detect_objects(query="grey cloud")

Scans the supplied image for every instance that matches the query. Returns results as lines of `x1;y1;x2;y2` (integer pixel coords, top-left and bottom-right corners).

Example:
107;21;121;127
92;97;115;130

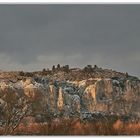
0;5;140;77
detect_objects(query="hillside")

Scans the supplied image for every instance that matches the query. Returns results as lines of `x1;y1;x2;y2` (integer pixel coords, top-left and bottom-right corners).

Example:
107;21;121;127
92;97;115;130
0;65;140;135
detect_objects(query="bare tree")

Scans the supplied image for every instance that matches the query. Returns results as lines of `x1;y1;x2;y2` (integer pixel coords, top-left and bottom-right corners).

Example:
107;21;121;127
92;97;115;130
1;93;31;135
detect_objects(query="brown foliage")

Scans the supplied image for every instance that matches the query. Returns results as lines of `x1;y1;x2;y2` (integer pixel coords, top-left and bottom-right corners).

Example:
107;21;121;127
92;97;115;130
1;118;140;135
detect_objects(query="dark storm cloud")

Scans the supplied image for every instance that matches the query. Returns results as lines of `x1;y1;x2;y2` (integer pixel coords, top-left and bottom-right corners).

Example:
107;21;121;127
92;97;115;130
0;5;140;77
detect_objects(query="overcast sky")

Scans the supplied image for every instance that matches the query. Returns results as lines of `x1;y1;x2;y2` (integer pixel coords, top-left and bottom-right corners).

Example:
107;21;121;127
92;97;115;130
0;5;140;77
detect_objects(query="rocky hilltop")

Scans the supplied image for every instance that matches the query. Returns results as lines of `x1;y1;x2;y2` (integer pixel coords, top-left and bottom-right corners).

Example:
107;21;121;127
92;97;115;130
0;65;140;127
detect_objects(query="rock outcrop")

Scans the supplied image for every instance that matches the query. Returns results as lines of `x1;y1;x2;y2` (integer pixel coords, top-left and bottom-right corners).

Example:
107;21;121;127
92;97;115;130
0;66;140;124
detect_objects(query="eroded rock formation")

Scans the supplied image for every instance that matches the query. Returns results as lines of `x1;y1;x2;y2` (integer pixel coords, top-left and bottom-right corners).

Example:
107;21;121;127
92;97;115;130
0;66;140;124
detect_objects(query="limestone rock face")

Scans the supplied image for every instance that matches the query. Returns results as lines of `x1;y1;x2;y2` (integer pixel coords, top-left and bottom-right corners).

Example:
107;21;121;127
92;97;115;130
48;85;57;113
57;87;64;111
0;69;140;120
82;84;96;112
63;89;80;114
0;82;20;104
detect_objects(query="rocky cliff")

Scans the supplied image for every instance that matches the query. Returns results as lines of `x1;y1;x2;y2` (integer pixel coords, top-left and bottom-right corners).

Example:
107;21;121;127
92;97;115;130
0;65;140;125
